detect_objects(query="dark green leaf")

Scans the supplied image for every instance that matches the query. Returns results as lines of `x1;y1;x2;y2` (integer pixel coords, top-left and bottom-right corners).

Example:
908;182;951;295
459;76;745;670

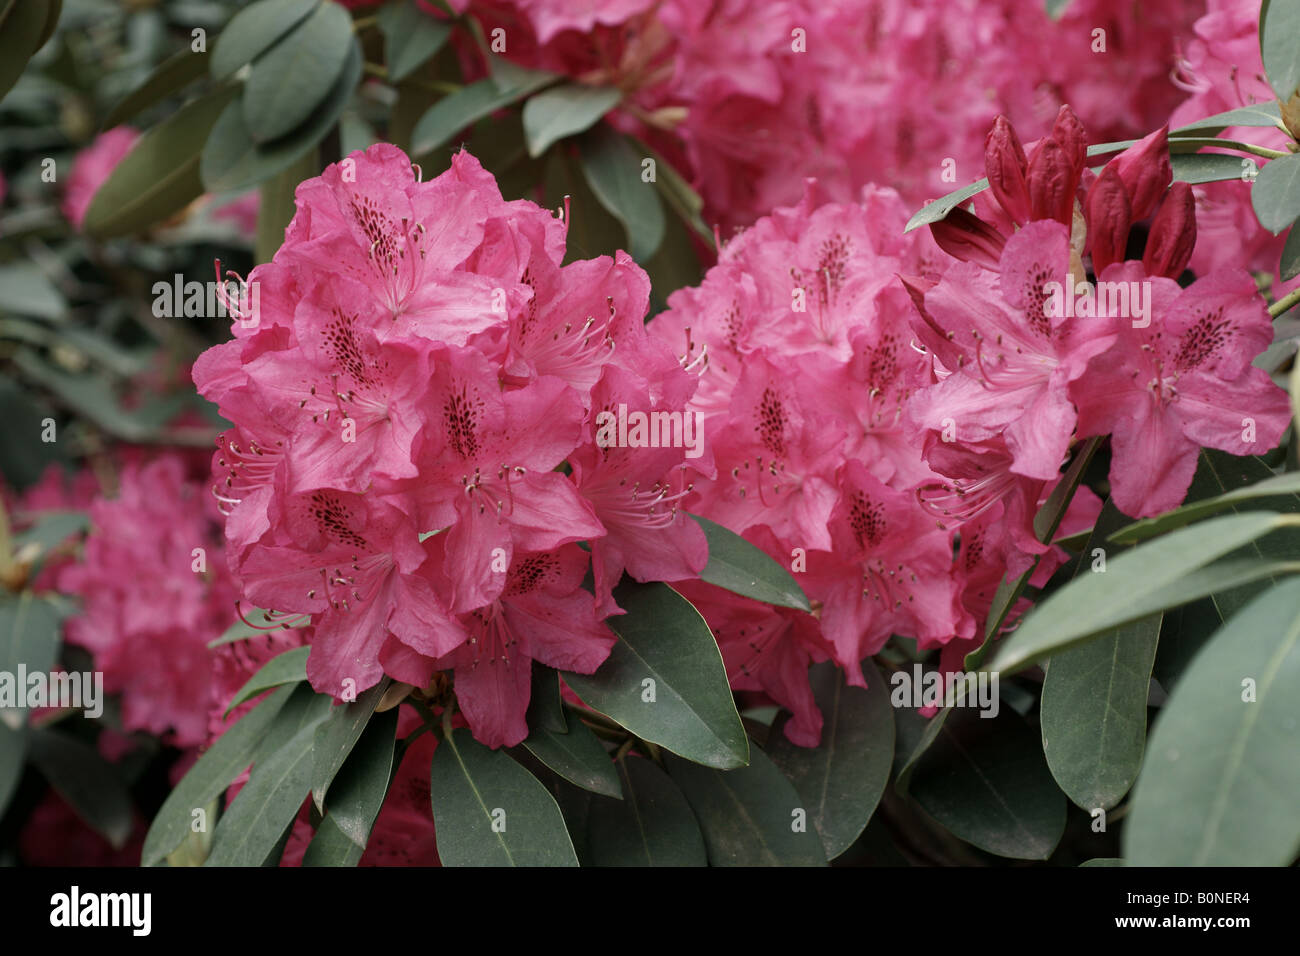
378;0;452;83
224;646;309;715
142;684;294;865
584;756;706;866
210;0;319;80
689;513;810;611
0;262;65;320
243;0;354;143
1040;500;1161;811
522;83;621;158
561;581;748;770
665;748;827;866
577;126;665;261
201;39;361;192
205;722;317;866
29;728;134;849
1283;225;1300;281
1172;152;1257;186
1124;578;1300;865
1252;152;1300;234
988;511;1300;675
1262;0;1300;100
410;71;555;156
430;727;578;866
0;592;62;729
519;711;620;798
83;86;238;237
909;708;1066;860
311;678;389;813
310;707;398;855
0;0;50;105
105;47;209;128
767;660;894;859
0;722;25;820
1110;470;1300;544
527;663;566;734
300;815;363;866
255;147;317;263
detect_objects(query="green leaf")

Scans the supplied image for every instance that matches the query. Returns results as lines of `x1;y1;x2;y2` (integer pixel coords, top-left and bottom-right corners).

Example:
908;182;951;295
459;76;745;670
519;710;620;799
584;756;707;866
29;729;134;849
1110;469;1300;544
632;136;714;247
665;747;828;866
210;0;320;81
0;262;65;321
308;707;398;857
1262;0;1300;100
1172;152;1257;186
561;581;748;770
1124;578;1300;865
165;798;217;867
205;722;317;866
1080;857;1125;867
83;85;238;238
208;607;309;648
0;0;51;105
689;513;811;611
300;815;363;866
249;681;333;765
105;47;209;128
1283;225;1300;282
966;436;1102;668
255;147;317;263
909;708;1066;860
766;660;894;860
0;592;62;730
904;177;989;233
1040;500;1161;811
311;678;389;813
526;663;566;734
0;722;26;820
243;0;354;143
14;511;87;555
224;646;309;715
142;684;294;865
410;71;556;157
379;0;452;83
522;84;621;158
577;126;665;261
1170;101;1286;136
430;727;579;866
988;511;1300;675
1045;0;1072;17
1252;152;1300;234
201;39;361;192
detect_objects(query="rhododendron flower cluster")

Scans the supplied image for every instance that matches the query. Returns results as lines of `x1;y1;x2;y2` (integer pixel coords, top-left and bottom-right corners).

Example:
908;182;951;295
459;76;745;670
54;456;240;747
652;105;1289;745
461;0;1202;228
194;144;709;748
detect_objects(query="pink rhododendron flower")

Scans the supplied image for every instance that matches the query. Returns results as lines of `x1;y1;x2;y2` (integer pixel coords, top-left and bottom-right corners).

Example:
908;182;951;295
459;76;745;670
62;127;139;230
194;144;706;748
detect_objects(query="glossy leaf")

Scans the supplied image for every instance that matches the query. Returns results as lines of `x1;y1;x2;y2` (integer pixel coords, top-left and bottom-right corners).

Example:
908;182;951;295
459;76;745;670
522;84;621;158
83;86;238;237
311;678;389;813
767;660;894;859
584;756;707;866
519;710;620;799
665;748;827;866
430;727;578;866
561;581;748;770
1040;500;1161;811
410;70;556;156
308;707;398;859
0;0;50;104
909;708;1066;861
224;645;309;715
578;126;665;261
1124;578;1300;865
689;513;810;611
243;0;354;143
1262;0;1300;100
210;0;319;80
378;0;452;83
105;47;209;128
142;684;294;865
1252;152;1300;234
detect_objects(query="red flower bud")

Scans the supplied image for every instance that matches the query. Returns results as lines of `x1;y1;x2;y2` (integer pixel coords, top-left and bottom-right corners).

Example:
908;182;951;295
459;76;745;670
1085;165;1132;276
1026;139;1075;227
1113;126;1172;221
1142;181;1196;279
929;207;1007;271
984;116;1030;225
1051;104;1088;175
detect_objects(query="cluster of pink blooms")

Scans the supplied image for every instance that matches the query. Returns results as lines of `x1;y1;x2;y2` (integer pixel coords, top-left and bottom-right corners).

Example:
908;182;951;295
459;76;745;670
457;0;1202;228
193;143;710;749
652;105;1290;744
